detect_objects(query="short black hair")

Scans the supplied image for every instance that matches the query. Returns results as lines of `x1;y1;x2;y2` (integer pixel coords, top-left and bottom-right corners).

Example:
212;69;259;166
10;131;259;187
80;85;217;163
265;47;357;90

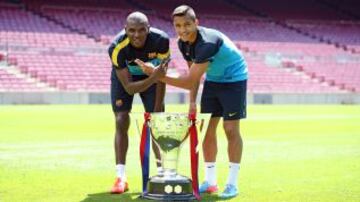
172;5;196;21
126;11;149;25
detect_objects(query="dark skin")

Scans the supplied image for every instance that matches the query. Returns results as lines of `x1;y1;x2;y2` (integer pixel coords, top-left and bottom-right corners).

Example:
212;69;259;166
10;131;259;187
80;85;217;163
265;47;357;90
114;16;166;167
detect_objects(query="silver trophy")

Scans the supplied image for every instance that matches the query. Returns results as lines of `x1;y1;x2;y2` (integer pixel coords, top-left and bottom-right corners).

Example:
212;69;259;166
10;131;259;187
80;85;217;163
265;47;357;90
138;112;211;201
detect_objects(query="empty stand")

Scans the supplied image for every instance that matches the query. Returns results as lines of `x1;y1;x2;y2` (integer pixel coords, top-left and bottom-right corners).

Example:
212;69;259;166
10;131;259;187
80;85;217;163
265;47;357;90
0;68;44;92
0;0;359;93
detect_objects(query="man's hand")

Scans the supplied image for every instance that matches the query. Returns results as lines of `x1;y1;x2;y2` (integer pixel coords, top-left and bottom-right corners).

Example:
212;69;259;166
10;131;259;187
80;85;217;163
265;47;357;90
151;64;166;79
134;59;155;75
135;58;170;76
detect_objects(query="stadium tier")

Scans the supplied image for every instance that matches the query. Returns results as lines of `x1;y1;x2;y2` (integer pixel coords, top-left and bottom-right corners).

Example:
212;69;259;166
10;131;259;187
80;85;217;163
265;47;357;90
200;16;316;42
131;0;248;17
0;4;98;48
0;68;45;91
287;20;360;52
247;58;343;93
288;61;360;92
11;53;110;91
234;0;354;20
0;0;359;94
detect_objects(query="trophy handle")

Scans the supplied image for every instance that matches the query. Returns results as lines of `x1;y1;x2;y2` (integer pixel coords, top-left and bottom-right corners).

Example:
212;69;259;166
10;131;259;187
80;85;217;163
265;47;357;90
199;119;204;132
130;112;144;138
149;128;162;151
137;117;164;166
135;118;142;137
133;113;163;167
195;113;211;152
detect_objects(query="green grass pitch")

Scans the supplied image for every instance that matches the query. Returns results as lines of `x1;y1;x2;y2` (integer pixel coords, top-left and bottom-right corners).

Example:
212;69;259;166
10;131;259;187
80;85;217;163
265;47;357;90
0;104;359;202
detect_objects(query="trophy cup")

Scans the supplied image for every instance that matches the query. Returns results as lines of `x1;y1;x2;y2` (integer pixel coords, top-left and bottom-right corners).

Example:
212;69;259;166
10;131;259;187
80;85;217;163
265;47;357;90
138;112;210;201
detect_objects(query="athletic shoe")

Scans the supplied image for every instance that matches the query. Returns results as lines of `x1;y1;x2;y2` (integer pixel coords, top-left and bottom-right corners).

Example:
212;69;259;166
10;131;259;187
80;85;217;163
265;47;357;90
199;181;218;194
219;184;238;199
111;178;128;194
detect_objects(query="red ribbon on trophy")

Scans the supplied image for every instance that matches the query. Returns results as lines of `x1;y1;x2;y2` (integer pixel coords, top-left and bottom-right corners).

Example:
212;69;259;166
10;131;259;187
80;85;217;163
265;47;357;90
140;112;151;194
189;113;201;200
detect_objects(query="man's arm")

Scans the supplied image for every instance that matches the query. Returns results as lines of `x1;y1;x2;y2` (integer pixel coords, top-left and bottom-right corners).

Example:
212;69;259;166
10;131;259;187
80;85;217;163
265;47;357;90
154;60;167;111
154;81;166;112
162;62;208;90
186;61;199;113
115;66;165;95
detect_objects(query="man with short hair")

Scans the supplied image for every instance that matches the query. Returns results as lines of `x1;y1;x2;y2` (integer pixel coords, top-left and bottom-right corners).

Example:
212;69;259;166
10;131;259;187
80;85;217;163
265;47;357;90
108;11;169;194
136;5;248;199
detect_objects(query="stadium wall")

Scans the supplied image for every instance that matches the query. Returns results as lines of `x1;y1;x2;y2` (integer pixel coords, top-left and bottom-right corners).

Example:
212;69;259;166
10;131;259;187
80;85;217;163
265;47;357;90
1;92;360;105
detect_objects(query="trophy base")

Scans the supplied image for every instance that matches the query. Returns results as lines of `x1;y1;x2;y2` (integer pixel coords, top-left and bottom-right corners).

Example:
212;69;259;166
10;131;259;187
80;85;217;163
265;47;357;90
142;174;196;201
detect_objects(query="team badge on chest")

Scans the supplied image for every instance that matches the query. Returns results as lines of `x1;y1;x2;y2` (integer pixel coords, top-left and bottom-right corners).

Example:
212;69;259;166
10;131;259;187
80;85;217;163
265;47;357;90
148;52;157;59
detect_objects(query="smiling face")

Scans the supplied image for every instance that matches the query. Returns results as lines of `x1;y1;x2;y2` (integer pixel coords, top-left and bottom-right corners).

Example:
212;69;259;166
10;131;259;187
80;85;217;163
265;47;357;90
173;15;198;43
125;21;149;48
